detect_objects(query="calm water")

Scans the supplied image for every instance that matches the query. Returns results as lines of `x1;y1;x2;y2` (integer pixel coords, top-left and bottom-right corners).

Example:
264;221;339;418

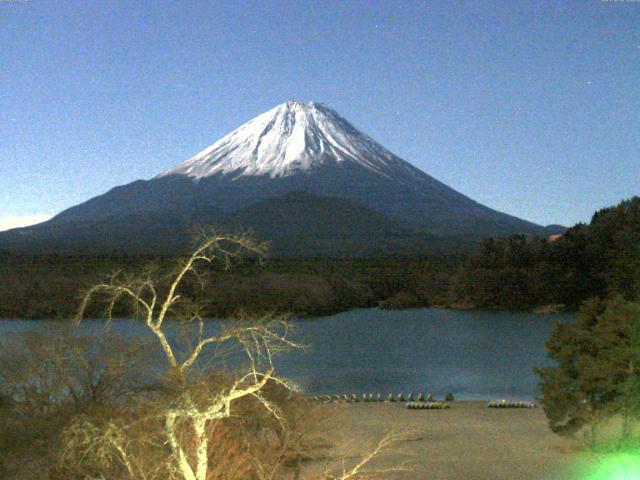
0;308;573;401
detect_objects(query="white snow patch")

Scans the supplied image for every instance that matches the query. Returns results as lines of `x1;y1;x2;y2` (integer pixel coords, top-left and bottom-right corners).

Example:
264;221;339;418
157;101;414;180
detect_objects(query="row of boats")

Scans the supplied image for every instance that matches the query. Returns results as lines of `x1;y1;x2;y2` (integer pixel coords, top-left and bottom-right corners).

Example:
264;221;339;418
486;399;537;408
307;393;444;403
306;394;537;408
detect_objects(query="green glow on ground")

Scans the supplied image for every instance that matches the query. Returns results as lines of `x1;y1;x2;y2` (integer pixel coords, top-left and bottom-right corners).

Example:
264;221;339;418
573;451;640;480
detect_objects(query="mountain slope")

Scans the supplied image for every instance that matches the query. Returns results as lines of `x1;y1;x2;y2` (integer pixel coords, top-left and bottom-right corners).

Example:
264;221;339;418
222;191;470;256
0;192;471;256
0;101;555;255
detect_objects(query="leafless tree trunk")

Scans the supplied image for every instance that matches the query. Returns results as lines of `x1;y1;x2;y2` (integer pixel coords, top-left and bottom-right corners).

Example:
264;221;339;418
75;228;406;480
77;229;301;480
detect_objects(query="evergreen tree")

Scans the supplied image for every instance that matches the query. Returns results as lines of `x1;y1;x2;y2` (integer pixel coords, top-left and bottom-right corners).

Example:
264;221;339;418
535;296;640;446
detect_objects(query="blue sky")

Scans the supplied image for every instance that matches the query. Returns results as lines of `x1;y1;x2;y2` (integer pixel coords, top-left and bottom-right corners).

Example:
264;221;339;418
1;0;638;230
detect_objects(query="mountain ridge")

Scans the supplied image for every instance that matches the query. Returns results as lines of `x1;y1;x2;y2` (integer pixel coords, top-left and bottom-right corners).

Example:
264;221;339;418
0;101;562;255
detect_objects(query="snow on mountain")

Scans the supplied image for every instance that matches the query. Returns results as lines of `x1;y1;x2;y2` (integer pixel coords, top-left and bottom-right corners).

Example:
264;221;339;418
158;101;416;180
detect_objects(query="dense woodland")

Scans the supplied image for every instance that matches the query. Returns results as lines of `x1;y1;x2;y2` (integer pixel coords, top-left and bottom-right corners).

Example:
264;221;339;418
0;197;638;319
0;253;458;319
456;196;640;310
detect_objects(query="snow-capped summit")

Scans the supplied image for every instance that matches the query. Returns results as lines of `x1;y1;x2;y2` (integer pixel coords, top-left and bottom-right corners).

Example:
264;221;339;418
159;101;413;180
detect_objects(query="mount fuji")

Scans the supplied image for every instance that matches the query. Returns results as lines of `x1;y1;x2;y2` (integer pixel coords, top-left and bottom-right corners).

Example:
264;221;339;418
0;101;559;255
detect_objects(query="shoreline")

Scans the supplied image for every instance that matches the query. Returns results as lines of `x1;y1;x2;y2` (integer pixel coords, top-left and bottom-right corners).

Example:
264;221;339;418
305;397;540;404
0;303;574;322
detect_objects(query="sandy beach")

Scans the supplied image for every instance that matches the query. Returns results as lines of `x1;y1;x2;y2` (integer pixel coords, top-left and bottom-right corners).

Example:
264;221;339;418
304;401;586;480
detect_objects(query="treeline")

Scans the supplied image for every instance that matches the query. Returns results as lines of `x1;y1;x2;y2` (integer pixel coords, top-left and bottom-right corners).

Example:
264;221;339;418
454;196;640;310
1;196;638;319
0;253;459;319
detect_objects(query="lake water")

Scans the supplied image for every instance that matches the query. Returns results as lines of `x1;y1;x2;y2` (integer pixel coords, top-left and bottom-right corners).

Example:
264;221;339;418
0;308;573;401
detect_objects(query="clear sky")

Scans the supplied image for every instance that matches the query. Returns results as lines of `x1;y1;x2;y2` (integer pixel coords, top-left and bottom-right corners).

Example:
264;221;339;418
1;0;638;231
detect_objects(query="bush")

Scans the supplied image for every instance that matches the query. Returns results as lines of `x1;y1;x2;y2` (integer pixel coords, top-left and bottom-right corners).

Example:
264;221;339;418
0;327;153;478
0;327;324;480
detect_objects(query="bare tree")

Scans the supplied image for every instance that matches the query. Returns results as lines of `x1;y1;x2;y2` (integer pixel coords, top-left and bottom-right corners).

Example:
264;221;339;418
75;230;306;480
73;228;407;480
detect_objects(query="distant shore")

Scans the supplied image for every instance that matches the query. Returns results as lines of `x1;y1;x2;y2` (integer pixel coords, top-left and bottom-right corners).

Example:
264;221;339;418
0;302;572;322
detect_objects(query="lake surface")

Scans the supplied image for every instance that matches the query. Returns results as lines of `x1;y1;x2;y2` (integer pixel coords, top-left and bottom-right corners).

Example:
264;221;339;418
0;308;573;401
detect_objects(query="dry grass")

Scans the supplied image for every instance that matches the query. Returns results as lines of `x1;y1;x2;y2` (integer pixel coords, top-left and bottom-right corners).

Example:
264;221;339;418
303;401;586;480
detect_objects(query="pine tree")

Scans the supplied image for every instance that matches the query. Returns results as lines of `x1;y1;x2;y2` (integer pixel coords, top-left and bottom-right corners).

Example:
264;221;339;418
535;296;640;447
